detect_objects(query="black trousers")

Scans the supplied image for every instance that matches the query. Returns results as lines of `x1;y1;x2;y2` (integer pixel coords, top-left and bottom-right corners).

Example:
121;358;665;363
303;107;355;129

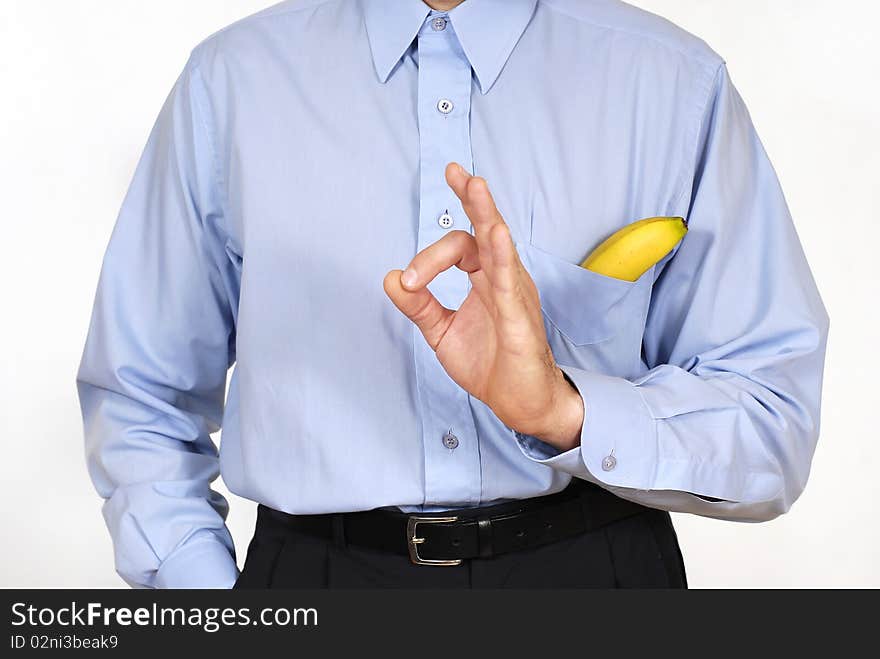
234;487;688;589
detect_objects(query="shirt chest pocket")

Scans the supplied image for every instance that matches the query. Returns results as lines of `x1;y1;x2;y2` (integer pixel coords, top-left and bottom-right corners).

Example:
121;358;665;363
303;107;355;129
515;240;654;378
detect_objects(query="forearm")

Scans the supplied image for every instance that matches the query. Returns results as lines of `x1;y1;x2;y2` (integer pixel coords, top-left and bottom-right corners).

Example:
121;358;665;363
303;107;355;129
515;346;826;522
78;375;239;589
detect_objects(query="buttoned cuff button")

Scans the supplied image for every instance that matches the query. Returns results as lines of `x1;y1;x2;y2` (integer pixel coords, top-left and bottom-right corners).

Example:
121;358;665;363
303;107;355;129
601;454;617;472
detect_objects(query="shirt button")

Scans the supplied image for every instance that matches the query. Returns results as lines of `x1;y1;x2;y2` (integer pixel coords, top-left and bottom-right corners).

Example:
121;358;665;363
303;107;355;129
601;455;617;472
438;211;454;229
437;99;454;115
443;431;459;450
431;17;448;31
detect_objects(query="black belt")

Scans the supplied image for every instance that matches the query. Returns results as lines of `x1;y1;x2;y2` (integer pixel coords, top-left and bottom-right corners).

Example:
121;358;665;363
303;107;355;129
259;479;650;566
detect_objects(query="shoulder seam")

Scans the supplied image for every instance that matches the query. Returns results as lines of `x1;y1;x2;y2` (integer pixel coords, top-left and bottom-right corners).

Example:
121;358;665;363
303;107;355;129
537;0;723;68
185;56;230;236
192;0;339;54
671;61;726;215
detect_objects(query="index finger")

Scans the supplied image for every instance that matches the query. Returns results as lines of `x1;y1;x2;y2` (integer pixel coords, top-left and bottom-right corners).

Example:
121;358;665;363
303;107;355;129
400;230;480;291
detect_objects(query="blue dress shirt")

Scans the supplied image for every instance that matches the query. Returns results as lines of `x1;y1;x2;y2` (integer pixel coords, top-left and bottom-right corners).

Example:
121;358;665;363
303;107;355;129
76;0;829;588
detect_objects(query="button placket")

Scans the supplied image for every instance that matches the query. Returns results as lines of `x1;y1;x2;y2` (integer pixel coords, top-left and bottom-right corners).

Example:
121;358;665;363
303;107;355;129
415;15;481;505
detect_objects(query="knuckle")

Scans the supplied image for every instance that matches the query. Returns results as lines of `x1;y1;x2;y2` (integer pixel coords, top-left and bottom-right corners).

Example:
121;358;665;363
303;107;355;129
449;230;471;245
410;299;434;324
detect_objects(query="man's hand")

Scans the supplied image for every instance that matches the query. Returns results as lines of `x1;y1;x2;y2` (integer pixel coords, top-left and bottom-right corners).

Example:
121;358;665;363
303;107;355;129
383;163;584;451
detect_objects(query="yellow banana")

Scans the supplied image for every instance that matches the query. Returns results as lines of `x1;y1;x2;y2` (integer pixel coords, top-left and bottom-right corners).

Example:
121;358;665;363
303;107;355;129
581;216;688;282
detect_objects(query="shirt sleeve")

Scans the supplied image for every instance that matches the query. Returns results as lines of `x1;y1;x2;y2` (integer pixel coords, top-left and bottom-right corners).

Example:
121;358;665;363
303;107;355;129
514;63;830;522
76;50;241;588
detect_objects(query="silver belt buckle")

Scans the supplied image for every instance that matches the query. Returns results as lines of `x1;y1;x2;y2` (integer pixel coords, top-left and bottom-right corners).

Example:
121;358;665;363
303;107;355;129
406;516;463;566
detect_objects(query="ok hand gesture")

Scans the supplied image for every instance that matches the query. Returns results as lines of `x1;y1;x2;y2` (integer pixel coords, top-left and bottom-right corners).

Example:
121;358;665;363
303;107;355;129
384;164;584;451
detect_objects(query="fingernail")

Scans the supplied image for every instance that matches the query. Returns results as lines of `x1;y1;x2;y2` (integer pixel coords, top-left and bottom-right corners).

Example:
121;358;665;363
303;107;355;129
457;164;467;177
401;268;418;288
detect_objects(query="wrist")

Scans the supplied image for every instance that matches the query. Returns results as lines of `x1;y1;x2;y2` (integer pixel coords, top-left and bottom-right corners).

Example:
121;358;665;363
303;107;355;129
523;368;584;452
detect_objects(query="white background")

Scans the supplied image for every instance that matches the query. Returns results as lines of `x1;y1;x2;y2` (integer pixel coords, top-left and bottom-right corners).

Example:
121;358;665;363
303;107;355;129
1;0;877;588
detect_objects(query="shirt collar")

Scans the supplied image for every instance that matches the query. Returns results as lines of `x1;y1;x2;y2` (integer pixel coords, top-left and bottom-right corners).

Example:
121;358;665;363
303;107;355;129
361;0;538;95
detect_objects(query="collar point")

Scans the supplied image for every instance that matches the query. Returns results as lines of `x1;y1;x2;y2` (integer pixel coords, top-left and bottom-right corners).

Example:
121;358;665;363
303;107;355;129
474;73;498;96
371;61;394;86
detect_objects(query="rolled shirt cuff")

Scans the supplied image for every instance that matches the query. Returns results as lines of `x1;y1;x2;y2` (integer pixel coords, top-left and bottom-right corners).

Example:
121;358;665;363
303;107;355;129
154;535;240;589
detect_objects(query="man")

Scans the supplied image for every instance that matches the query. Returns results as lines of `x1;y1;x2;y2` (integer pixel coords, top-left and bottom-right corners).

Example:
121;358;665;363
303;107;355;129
76;0;828;589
